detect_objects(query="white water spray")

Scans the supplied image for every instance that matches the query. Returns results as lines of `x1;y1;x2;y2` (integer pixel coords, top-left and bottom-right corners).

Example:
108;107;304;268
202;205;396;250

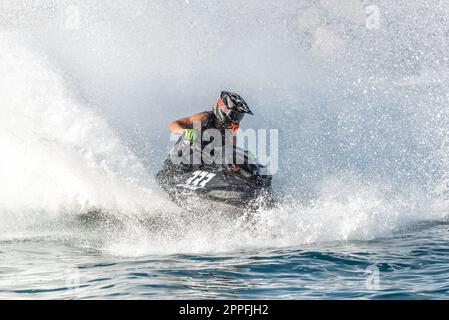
1;1;449;255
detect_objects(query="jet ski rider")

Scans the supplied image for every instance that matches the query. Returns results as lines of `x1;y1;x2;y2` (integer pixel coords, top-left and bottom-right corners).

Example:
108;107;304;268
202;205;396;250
168;91;254;163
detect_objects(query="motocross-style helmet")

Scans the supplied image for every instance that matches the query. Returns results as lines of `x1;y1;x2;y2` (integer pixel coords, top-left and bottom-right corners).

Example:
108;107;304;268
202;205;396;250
213;91;253;131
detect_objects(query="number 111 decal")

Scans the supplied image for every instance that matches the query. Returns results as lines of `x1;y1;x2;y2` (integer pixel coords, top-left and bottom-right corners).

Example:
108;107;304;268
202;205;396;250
177;171;216;190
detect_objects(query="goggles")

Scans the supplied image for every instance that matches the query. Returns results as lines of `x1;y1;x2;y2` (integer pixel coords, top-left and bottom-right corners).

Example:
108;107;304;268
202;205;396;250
226;109;245;124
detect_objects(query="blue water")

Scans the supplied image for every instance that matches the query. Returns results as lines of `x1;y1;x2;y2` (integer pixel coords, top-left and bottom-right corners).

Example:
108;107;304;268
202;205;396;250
1;220;449;299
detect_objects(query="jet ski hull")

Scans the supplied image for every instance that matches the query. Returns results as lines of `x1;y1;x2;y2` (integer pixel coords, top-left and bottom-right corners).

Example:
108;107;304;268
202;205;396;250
156;164;273;215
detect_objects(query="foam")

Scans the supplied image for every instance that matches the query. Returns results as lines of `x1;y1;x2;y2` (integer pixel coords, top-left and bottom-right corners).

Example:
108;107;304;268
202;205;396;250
1;1;449;256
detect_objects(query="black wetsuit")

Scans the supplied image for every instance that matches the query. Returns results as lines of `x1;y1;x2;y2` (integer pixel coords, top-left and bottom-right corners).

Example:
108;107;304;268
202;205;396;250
158;111;231;177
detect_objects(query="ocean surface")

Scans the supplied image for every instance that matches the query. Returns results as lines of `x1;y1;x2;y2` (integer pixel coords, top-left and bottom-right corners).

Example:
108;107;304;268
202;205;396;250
1;219;449;299
1;1;449;300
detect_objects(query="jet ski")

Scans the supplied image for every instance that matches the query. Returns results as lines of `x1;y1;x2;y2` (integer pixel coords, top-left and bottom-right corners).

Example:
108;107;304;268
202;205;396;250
156;141;274;215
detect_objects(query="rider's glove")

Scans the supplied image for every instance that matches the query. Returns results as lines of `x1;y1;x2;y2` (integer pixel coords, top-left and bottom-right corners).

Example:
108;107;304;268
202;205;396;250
246;149;257;163
183;129;197;141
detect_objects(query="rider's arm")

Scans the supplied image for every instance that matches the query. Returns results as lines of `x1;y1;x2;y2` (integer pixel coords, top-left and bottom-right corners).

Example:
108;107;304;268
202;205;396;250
168;112;209;135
